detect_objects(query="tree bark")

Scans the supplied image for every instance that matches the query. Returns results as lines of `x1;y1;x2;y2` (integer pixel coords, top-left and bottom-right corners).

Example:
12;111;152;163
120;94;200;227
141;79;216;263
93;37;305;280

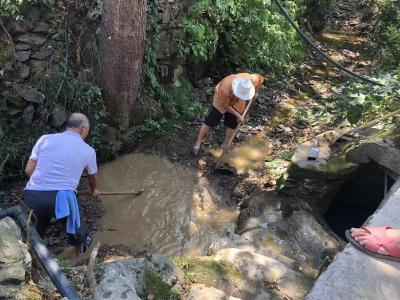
100;0;147;129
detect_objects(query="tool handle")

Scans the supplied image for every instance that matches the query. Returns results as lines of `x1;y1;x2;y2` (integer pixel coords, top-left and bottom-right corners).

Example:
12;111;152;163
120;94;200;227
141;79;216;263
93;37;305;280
224;96;256;150
79;190;144;196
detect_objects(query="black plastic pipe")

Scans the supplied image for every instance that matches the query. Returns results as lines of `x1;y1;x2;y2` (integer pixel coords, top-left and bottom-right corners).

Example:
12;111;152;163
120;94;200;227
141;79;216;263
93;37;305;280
273;0;384;86
0;205;80;300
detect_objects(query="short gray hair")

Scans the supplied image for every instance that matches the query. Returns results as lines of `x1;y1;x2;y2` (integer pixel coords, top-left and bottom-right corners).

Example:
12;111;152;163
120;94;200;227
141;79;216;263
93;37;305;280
66;113;90;129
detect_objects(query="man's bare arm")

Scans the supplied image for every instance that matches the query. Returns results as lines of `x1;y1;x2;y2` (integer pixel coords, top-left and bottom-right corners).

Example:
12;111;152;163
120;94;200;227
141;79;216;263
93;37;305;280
88;173;100;197
25;159;37;177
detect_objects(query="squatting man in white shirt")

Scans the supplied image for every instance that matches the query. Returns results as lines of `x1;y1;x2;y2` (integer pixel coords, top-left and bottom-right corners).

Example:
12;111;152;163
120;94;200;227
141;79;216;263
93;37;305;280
24;112;100;256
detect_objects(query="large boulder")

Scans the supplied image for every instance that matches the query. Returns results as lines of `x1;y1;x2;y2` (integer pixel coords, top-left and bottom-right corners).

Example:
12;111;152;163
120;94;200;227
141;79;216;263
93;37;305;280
94;258;147;300
236;191;342;269
187;284;227;300
346;135;400;175
0;217;31;299
214;248;314;300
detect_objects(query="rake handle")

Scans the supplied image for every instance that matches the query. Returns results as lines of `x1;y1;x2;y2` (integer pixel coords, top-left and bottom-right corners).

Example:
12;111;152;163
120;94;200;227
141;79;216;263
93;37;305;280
224;96;256;151
80;190;144;196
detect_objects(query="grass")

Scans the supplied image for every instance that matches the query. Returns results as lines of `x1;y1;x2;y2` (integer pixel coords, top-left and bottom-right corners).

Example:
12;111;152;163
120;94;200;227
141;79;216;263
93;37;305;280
172;256;244;288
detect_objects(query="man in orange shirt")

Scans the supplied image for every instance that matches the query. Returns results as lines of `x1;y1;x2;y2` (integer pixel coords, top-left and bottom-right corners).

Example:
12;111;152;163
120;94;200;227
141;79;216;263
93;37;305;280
191;73;265;157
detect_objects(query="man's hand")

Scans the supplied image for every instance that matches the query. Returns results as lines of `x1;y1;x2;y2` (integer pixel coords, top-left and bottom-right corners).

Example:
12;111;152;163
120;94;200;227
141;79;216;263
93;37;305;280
237;115;245;124
91;188;100;198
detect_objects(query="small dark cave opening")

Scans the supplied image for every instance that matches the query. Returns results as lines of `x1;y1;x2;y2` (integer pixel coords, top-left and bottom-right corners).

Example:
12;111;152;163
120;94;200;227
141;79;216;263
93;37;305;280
325;163;395;240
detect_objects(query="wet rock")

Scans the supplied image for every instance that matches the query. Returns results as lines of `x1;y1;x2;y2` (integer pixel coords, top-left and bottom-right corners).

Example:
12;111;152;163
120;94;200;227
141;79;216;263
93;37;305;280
187;284;226;300
214;248;313;300
15;43;32;51
15;51;31;62
0;217;31;299
95;258;148;299
284;210;344;263
15;85;45;103
283;132;359;213
50;104;67;127
235;192;322;277
23;105;35;125
15;62;30;79
32;21;51;33
1;91;26;108
14;33;46;47
31;47;53;60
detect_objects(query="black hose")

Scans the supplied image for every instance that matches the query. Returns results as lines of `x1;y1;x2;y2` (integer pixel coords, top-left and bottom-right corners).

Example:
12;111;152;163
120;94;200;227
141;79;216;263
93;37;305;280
0;205;80;300
273;0;384;86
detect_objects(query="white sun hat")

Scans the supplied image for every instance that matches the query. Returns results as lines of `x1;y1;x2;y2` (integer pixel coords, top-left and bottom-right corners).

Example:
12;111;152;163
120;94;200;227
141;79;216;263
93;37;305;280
232;77;255;101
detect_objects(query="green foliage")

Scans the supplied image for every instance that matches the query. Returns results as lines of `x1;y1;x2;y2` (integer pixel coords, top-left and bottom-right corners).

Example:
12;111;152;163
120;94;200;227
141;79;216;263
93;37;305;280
281;149;294;161
372;0;400;68
333;72;400;125
179;18;218;63
145;272;181;300
138;1;206;138
169;287;181;300
40;72;108;150
88;0;103;19
179;0;305;76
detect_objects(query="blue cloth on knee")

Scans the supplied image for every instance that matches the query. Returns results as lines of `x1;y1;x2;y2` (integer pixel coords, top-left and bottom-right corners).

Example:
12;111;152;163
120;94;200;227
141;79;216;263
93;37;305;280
55;191;81;234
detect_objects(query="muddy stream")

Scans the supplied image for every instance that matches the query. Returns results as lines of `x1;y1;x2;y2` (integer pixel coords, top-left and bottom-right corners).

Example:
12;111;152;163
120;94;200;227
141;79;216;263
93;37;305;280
94;153;240;256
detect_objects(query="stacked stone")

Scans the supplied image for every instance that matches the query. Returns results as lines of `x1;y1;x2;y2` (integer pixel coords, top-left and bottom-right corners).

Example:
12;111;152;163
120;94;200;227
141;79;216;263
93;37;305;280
154;0;187;82
1;12;66;127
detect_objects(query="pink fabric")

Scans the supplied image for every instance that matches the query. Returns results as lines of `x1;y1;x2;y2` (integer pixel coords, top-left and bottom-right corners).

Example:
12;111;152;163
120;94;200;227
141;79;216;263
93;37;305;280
363;226;400;258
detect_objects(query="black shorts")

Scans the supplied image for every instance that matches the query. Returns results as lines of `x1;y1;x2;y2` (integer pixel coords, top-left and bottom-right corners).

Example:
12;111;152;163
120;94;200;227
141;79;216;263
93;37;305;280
204;106;238;129
24;190;89;246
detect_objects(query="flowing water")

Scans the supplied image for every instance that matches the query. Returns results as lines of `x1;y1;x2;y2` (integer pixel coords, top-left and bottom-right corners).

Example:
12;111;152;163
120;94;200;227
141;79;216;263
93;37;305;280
92;153;238;256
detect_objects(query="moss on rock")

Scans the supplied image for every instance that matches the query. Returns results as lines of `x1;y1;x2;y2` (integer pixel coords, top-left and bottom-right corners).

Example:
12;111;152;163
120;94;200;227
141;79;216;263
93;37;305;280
172;256;244;289
288;155;358;179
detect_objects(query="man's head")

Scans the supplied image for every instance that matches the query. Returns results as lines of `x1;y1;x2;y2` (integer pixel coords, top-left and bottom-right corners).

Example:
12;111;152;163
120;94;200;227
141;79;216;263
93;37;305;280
66;113;90;139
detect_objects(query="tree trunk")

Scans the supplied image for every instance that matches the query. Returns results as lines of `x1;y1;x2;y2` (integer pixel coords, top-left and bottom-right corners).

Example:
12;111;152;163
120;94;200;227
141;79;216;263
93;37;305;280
99;0;147;129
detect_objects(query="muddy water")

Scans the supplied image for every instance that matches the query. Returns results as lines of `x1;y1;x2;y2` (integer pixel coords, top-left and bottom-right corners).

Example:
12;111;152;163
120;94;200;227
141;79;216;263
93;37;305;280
209;136;271;174
93;153;238;256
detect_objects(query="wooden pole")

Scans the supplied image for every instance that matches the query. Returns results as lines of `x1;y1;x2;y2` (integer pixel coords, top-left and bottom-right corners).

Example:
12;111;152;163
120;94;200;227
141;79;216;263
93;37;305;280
80;190;144;196
219;97;256;161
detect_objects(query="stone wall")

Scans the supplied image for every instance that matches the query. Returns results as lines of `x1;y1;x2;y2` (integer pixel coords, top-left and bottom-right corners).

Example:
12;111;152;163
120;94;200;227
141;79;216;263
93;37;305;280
0;5;67;128
153;0;189;83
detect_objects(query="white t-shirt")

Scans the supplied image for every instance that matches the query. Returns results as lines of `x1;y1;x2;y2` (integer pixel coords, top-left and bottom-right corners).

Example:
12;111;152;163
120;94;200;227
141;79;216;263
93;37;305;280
25;131;97;191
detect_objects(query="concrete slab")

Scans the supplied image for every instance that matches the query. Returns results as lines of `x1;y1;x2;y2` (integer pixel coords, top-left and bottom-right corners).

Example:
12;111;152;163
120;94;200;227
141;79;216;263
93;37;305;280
306;179;400;300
